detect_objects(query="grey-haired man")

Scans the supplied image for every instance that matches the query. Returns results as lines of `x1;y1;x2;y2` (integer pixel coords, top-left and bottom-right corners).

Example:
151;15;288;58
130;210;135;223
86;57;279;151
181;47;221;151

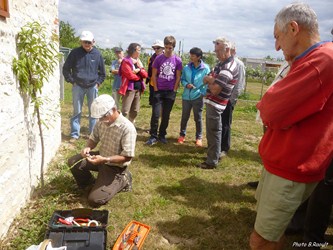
197;37;239;169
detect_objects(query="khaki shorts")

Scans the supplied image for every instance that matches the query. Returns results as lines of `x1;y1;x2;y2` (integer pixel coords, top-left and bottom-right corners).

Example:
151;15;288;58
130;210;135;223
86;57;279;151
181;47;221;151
254;168;318;242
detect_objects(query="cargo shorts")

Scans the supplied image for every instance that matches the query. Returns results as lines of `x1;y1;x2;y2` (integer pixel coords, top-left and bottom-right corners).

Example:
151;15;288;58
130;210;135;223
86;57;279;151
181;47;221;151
254;168;318;241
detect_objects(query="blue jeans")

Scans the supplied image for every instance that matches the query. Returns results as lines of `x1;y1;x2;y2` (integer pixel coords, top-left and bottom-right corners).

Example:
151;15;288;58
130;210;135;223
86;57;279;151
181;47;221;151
70;84;98;138
180;97;204;139
149;90;176;138
205;104;223;166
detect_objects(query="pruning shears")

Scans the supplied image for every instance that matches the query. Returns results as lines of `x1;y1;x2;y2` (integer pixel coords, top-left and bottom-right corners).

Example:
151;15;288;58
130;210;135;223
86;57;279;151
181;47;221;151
118;223;136;250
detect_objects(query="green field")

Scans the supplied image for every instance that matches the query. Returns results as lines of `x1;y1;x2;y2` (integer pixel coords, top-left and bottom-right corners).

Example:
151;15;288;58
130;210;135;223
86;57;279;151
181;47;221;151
2;80;331;250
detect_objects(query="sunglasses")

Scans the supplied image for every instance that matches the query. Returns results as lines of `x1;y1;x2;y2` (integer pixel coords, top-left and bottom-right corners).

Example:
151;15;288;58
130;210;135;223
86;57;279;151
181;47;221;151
153;47;162;50
83;41;92;45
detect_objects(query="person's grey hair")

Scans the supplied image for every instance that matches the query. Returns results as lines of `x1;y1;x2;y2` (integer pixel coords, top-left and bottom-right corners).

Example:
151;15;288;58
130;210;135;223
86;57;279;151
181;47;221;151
214;37;231;49
275;2;318;35
230;42;236;51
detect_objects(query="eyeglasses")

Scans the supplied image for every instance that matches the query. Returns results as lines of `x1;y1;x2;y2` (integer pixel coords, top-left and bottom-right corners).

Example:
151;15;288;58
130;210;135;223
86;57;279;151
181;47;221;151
100;109;112;119
83;41;92;45
153;47;162;50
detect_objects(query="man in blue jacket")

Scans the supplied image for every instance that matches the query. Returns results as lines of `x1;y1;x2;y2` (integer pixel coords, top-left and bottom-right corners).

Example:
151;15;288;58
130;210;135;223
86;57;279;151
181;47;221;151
63;30;106;141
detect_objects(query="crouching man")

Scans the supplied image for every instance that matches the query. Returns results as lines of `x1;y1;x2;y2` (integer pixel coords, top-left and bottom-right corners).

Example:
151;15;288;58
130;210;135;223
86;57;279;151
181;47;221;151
68;94;137;207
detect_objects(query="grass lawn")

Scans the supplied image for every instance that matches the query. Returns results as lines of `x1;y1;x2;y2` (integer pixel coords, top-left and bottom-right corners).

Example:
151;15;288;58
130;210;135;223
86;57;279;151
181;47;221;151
2;80;332;250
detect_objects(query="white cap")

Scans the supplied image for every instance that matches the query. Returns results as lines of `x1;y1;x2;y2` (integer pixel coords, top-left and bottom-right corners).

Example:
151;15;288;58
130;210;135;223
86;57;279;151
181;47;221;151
91;95;115;119
151;40;164;48
212;37;231;48
80;30;94;42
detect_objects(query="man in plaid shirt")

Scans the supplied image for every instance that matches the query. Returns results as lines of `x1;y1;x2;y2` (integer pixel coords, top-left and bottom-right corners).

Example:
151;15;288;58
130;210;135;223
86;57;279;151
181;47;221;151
68;94;137;207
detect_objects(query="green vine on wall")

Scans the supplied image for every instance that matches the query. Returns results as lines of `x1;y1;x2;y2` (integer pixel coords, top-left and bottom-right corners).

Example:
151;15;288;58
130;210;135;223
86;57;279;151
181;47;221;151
12;21;60;187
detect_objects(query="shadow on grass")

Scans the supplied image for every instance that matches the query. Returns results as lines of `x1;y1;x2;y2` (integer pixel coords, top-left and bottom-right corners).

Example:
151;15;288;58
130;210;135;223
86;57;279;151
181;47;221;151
228;149;262;164
136;133;262;169
32;173;91;208
137;153;204;169
155;176;256;249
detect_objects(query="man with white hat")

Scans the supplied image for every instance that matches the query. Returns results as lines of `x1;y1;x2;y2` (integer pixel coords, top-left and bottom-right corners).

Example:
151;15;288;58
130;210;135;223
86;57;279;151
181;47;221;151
63;30;106;141
68;94;137;207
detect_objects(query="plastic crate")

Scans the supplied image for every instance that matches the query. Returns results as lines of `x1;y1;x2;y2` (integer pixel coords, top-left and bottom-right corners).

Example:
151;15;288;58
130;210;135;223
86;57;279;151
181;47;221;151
45;208;108;250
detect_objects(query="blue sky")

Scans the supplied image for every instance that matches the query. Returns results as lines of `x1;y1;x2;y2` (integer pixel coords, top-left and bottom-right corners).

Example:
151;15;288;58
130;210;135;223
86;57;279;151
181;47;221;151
59;0;333;59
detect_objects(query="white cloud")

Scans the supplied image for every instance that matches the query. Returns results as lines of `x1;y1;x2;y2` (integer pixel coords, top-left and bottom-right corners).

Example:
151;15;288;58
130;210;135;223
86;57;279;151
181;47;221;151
59;0;333;58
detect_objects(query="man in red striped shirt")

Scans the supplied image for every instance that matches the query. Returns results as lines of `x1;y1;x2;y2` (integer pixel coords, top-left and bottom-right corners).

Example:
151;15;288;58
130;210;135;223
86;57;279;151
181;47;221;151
197;37;239;169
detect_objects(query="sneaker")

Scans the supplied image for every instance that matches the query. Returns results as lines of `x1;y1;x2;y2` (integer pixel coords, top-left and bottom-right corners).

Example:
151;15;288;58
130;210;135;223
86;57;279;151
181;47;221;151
219;151;228;160
220;151;228;158
178;136;185;144
159;136;168;144
195;139;202;147
146;137;158;146
196;162;216;169
121;171;132;192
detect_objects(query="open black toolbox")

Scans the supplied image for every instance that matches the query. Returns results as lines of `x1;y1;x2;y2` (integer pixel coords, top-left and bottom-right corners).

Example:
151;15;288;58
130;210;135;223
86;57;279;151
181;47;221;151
45;208;109;250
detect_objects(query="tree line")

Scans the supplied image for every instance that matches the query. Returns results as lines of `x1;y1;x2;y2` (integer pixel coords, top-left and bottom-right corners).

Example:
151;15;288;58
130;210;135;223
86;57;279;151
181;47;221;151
60;21;279;87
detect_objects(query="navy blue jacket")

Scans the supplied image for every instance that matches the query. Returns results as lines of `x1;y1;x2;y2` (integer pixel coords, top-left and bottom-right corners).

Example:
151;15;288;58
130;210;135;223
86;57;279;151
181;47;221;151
63;47;106;88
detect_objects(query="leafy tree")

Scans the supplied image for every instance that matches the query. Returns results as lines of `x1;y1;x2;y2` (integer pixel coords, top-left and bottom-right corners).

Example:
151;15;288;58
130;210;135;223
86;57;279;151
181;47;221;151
263;70;276;85
12;22;60;187
246;66;264;80
59;21;79;48
181;53;190;68
203;52;217;70
98;47;115;66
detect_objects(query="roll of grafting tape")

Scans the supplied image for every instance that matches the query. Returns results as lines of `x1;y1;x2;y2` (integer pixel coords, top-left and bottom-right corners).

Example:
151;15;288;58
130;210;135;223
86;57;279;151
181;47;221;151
88;220;99;227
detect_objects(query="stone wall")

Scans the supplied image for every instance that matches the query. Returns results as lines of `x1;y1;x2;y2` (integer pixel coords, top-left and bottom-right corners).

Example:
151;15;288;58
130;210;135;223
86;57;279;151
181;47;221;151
0;0;61;238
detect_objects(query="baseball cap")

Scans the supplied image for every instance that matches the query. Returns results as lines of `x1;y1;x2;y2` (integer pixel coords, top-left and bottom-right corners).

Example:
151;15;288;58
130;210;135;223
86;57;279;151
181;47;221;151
80;31;94;42
114;47;123;53
212;37;231;48
91;94;115;119
152;40;164;48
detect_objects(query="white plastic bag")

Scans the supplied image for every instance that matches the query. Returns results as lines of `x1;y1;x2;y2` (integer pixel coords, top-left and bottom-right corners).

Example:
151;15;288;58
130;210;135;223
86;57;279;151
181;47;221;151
25;240;67;250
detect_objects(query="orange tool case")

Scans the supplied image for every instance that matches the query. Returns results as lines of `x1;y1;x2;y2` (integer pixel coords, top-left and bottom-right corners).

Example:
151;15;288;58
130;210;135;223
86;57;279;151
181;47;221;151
112;220;150;250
